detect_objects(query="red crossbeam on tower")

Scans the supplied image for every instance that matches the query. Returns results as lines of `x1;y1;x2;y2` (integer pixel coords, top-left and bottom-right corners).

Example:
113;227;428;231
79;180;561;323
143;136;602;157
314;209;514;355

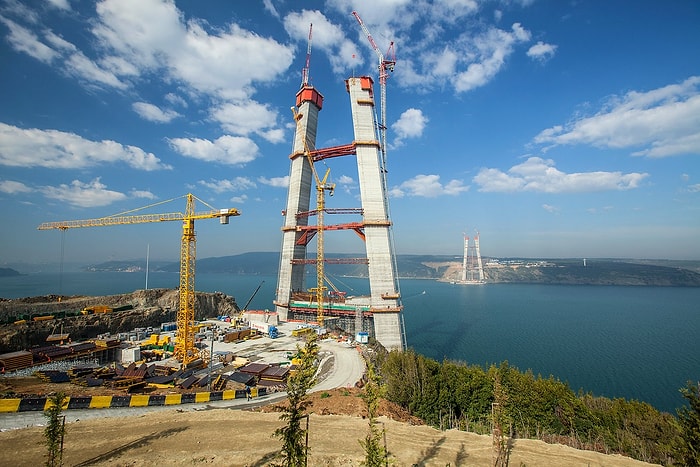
310;143;356;161
290;257;369;265
295;222;366;245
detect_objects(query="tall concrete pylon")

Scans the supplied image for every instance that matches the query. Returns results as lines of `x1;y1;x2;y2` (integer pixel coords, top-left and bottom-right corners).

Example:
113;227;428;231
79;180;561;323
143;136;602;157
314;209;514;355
274;77;404;351
275;84;321;323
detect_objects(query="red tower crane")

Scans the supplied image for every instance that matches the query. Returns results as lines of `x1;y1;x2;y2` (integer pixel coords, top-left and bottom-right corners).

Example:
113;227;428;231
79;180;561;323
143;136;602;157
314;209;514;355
352;11;396;163
301;23;313;87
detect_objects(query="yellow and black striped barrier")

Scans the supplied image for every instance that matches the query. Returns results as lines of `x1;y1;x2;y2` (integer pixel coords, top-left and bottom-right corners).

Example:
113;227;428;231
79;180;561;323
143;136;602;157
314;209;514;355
0;387;264;413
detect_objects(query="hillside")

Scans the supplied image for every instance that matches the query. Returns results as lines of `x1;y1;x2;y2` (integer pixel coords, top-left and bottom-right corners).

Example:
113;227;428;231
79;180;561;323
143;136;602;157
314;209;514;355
0;389;656;466
0;289;239;353
86;253;700;286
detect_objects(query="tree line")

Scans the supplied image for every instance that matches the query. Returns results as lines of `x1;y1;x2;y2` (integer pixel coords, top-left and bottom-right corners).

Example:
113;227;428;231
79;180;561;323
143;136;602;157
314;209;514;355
377;348;699;466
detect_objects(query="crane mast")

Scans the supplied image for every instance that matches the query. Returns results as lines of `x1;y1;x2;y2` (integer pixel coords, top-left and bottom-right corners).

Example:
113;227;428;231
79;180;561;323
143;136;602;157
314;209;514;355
38;193;240;367
301;23;313;87
291;106;334;327
352;11;396;164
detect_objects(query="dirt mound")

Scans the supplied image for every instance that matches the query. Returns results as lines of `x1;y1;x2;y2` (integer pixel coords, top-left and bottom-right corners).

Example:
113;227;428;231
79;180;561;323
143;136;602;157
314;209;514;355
262;387;424;425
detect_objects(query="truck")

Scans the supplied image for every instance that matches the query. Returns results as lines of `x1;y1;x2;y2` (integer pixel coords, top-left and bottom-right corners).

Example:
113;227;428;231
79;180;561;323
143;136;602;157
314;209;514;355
81;305;112;315
250;321;278;338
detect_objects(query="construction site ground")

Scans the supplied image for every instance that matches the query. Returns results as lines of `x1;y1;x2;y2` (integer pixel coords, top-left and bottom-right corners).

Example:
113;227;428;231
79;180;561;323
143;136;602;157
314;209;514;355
0;322;656;466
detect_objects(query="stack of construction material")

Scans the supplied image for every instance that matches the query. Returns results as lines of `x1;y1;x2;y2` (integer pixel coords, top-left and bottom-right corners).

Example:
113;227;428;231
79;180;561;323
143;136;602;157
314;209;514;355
67;341;97;357
34;370;71;383
259;365;289;387
223;328;252;342
31;345;72;363
238;362;269;377
0;350;33;372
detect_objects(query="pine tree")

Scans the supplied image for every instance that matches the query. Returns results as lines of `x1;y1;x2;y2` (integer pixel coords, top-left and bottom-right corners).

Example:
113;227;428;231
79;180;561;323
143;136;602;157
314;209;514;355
676;380;700;466
43;392;67;467
359;362;388;466
273;333;319;467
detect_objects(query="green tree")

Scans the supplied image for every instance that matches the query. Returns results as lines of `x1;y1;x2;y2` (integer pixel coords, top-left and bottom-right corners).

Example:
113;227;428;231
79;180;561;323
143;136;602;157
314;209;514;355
491;365;509;467
676;380;700;466
43;392;67;467
274;333;319;467
359;362;388;466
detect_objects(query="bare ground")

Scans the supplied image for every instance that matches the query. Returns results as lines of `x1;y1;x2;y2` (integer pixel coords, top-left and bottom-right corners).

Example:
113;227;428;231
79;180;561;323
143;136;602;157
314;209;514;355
0;387;657;466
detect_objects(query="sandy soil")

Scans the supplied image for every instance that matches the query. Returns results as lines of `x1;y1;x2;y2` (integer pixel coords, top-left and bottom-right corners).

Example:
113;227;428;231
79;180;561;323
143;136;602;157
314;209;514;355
0;387;657;467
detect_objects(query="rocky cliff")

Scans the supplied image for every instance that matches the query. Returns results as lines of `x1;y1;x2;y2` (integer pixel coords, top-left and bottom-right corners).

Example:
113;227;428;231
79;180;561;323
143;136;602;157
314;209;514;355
0;289;239;353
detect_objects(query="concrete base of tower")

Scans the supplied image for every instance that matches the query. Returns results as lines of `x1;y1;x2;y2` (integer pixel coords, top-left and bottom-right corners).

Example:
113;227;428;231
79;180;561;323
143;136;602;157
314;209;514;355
372;312;404;351
274;305;289;322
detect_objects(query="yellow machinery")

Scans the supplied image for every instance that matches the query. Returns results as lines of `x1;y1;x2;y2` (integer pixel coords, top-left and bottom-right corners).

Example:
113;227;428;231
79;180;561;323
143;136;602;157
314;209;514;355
38;193;240;366
292;107;335;327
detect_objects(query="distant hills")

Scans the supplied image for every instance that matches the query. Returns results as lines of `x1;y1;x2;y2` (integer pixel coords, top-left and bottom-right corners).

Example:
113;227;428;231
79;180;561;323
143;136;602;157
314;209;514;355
83;253;700;287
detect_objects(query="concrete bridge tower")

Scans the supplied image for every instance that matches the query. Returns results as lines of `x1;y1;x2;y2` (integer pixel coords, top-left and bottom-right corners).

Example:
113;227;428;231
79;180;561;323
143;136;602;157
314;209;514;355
275;77;404;352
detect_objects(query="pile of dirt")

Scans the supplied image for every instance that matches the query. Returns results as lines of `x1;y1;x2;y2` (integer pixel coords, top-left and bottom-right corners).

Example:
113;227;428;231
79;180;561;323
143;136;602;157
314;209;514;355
262;387;424;425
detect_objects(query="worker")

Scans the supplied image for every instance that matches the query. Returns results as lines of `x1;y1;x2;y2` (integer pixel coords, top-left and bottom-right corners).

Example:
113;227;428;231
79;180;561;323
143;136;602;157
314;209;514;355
245;385;251;401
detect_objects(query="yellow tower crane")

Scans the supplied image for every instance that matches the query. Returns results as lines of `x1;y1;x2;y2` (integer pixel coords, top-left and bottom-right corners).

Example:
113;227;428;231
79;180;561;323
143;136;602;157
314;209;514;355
38;193;240;366
292;106;335;328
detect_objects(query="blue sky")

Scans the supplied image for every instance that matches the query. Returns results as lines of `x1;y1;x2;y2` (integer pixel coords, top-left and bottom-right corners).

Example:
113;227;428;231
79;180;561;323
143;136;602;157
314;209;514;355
1;0;699;265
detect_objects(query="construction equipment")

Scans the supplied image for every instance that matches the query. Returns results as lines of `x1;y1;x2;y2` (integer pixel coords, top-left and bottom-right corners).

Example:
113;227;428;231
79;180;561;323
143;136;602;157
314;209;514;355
301;23;313;87
292;106;335;328
290;24;336;328
233;279;264;326
352;10;396;165
38;193;240;366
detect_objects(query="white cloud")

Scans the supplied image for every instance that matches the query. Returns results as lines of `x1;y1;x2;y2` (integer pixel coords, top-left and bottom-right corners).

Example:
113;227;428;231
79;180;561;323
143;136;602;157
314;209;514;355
328;2;532;94
392;108;428;147
391;174;469;198
527;41;557;62
473;157;649;193
230;194;248;204
262;0;280;19
587;206;614;214
46;0;71;11
258;176;290;188
1;18;57;63
5;0;293;140
337;175;354;185
197;177;256;193
0;180;31;194
211;100;282;143
542;204;560;214
93;0;293;99
41;178;127;208
0;123;170;170
169;135;259;166
2;18;126;88
132;102;180;123
454;23;531;92
129;189;156;199
688;184;700;193
534;76;700;157
165;93;188;108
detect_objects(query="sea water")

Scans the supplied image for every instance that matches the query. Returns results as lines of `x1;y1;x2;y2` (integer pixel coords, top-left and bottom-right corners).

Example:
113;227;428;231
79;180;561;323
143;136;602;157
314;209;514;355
1;271;698;413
